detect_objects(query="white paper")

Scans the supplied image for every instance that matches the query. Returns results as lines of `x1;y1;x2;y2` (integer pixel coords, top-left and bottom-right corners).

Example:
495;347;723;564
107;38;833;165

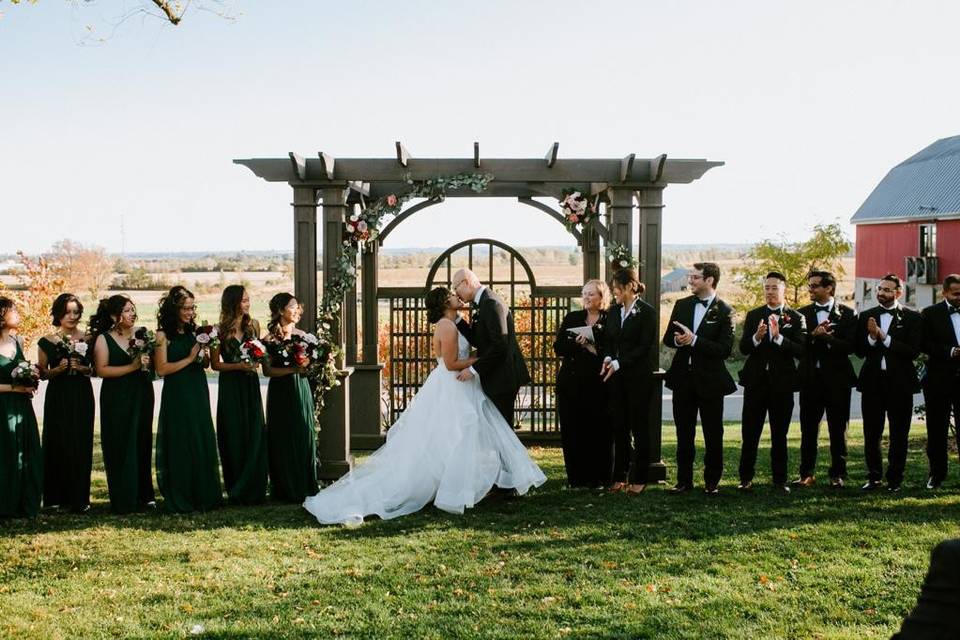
566;326;596;343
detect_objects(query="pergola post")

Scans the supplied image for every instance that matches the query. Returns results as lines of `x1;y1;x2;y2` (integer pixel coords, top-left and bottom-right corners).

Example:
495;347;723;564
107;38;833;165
605;188;635;281
639;187;667;482
350;242;385;450
292;186;319;333
318;185;353;480
581;223;601;282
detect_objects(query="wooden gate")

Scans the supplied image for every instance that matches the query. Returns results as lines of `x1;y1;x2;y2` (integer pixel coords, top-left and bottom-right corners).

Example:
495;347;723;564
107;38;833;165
378;238;580;436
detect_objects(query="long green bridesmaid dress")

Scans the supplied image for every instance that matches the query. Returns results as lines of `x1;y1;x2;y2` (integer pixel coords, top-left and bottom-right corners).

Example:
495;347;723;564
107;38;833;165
155;331;222;513
0;339;43;518
216;337;268;504
99;334;155;514
38;337;95;512
266;351;318;503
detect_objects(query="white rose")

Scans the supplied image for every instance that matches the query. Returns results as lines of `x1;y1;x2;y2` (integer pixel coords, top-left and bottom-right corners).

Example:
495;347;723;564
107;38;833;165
74;342;89;356
346;224;355;233
196;333;211;345
304;333;319;345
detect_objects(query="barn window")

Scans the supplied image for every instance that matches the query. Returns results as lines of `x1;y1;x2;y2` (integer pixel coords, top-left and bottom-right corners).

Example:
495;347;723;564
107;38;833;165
919;223;937;257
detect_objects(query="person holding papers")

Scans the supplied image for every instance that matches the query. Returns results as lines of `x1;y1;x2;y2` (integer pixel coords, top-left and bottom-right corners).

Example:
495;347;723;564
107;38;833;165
553;280;612;488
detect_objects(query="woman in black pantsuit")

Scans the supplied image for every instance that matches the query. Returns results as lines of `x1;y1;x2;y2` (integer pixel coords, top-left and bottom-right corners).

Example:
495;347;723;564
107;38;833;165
601;269;657;495
553;279;611;488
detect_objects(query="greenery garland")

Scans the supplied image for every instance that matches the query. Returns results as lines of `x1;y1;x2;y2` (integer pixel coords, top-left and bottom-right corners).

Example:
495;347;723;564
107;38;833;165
309;171;494;421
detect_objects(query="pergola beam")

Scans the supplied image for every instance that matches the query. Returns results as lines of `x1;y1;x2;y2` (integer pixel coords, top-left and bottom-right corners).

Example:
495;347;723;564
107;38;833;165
619;153;635;182
544;142;559;168
649;153;667;182
235;157;723;186
473;142;480;168
395;141;411;167
288;152;307;181
318;152;335;180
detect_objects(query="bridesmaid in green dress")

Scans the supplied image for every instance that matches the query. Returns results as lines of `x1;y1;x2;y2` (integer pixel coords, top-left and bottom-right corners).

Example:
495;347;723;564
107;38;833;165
0;297;43;519
37;293;95;513
91;295;156;514
263;292;318;503
154;286;222;513
211;285;267;505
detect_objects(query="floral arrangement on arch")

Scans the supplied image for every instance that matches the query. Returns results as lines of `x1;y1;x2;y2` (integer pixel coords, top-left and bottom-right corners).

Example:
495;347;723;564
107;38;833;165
606;241;639;270
559;188;597;231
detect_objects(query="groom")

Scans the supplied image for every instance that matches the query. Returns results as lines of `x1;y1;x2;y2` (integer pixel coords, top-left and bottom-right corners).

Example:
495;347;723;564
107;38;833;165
452;268;531;427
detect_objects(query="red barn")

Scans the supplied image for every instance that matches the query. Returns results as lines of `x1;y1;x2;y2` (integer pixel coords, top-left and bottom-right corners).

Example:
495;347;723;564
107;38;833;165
851;135;960;310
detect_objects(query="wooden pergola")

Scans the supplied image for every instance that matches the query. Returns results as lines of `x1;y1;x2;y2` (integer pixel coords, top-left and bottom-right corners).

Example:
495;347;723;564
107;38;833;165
235;143;723;481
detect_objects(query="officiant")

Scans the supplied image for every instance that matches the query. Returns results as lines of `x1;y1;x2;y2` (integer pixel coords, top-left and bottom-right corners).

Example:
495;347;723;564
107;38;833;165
553;279;612;488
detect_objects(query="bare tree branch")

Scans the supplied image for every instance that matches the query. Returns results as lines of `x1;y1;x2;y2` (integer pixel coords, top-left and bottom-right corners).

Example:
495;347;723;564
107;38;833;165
150;0;184;25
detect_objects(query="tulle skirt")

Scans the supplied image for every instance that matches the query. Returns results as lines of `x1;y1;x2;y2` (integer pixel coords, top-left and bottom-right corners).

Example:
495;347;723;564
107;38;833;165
303;362;546;526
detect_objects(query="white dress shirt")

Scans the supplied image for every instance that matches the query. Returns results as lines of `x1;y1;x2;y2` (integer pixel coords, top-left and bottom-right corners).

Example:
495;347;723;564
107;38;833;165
867;302;897;370
947;300;960;348
465;286;488;379
605;297;639;372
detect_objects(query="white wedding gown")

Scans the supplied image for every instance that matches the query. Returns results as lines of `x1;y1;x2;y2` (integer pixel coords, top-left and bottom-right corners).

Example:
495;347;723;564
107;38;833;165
303;332;546;526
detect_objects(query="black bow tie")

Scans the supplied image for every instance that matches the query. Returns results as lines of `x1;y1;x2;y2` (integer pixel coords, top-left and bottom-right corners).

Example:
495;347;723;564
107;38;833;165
949;306;960;315
766;307;783;315
879;308;895;316
697;298;710;308
814;304;831;313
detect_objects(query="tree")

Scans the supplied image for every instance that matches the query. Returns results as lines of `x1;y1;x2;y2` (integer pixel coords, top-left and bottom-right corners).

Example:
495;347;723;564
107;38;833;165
732;223;852;310
49;239;114;301
11;251;66;352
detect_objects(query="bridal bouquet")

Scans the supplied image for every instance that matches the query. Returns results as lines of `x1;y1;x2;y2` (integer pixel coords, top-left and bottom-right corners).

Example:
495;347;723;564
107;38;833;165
195;324;220;350
12;361;40;389
239;338;268;366
560;188;596;231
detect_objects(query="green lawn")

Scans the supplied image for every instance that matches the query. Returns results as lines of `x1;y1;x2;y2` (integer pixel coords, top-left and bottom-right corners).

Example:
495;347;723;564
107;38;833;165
2;426;957;639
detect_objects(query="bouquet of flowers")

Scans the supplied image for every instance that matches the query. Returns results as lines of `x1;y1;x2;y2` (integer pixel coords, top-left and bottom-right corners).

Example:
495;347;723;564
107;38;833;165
605;241;639;270
266;333;328;371
239;338;268;366
128;327;157;371
560;188;597;231
344;209;379;244
12;361;40;389
128;327;157;356
62;334;91;375
195;324;220;350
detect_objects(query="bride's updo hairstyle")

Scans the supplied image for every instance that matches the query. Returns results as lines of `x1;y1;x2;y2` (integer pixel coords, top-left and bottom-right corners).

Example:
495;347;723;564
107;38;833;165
426;287;451;324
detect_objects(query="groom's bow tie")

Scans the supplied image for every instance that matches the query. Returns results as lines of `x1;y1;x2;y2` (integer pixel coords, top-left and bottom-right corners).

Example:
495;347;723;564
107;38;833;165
949;305;960;315
814;303;831;313
696;298;710;308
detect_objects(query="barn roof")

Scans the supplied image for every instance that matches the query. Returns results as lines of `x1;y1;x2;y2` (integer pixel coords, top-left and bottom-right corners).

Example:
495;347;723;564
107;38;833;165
851;135;960;224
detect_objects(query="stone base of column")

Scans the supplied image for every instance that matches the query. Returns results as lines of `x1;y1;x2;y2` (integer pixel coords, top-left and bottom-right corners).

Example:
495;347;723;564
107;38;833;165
349;363;385;451
317;368;354;481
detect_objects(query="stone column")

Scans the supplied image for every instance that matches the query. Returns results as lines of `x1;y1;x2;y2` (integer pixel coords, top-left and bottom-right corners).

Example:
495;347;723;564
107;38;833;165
581;223;601;283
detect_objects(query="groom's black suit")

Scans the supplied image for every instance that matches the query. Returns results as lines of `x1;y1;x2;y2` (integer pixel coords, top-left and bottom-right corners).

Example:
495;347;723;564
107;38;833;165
457;287;530;427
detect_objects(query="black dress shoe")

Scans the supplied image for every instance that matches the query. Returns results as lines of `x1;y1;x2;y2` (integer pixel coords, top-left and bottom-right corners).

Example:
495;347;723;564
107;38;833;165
704;484;719;496
773;483;791;494
737;481;753;491
669;484;691;495
829;477;844;489
861;481;881;491
887;484;902;493
926;477;942;490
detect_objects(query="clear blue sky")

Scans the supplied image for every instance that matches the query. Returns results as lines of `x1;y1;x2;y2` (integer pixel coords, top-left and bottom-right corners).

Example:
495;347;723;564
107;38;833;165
2;0;959;254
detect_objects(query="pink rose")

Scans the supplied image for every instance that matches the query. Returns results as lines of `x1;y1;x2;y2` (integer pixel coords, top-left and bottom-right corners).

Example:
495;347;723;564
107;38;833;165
567;214;579;222
386;194;398;207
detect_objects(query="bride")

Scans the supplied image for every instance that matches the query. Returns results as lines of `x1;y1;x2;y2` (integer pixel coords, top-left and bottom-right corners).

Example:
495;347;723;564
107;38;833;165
303;287;546;526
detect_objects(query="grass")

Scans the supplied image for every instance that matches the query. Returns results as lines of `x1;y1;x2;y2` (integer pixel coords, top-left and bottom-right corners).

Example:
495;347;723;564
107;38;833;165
2;425;958;639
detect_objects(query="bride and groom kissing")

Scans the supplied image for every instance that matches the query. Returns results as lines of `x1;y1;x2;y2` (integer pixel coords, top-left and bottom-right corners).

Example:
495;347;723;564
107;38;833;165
303;269;546;526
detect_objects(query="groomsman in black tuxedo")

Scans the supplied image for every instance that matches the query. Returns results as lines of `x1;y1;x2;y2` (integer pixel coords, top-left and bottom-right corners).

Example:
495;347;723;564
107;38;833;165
855;273;923;492
737;272;806;493
920;274;960;490
663;262;737;495
793;270;858;489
